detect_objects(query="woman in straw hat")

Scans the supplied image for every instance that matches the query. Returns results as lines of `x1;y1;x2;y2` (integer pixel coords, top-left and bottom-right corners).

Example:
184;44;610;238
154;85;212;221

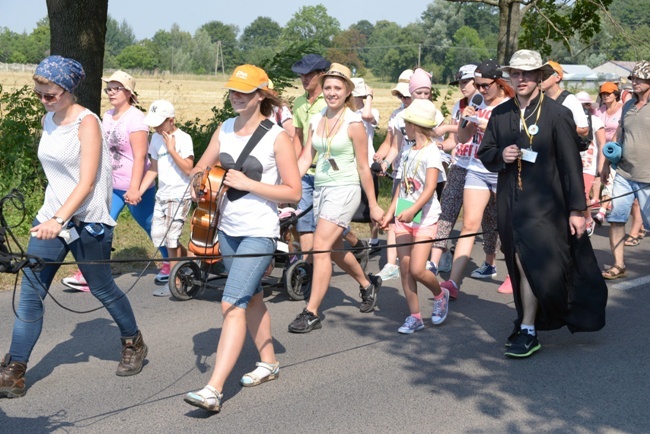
61;70;171;293
184;65;301;412
288;63;384;333
380;98;450;333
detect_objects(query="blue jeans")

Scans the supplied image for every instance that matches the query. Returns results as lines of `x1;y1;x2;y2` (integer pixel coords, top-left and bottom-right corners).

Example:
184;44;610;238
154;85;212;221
296;174;316;233
218;230;275;309
9;220;139;363
607;174;650;229
112;187;168;259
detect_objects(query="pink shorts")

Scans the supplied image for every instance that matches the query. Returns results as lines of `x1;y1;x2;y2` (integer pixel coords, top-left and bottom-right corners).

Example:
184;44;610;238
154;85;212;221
394;220;438;239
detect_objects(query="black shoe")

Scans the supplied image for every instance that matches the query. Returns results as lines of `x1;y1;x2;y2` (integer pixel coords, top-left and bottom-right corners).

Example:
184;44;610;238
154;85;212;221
359;274;382;313
504;326;519;347
504;330;541;358
352;240;368;259
369;241;381;255
288;308;322;333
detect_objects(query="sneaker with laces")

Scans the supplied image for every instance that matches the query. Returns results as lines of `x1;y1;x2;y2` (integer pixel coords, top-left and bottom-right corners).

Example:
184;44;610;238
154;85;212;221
288;308;322;333
470;262;497;279
155;262;171;283
426;261;438;276
61;269;88;290
504;330;541;358
377;263;399;281
498;275;513;294
438;251;453;273
359;274;382;313
398;315;425;334
431;288;450;325
593;211;606;226
440;280;459;299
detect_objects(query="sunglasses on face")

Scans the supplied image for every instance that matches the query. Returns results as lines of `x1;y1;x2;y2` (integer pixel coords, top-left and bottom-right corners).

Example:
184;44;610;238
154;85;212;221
103;86;127;95
33;88;65;103
476;80;496;91
396;94;411;100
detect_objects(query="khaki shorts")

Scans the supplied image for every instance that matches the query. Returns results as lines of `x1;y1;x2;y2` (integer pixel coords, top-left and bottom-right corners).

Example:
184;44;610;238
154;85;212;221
151;198;192;248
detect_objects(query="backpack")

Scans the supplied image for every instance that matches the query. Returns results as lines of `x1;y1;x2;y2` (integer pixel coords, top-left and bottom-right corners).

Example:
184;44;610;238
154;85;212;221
556;90;591;152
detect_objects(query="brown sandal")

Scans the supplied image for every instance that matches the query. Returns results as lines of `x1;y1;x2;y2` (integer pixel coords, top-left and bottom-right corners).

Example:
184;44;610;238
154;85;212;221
624;236;641;247
602;265;627;280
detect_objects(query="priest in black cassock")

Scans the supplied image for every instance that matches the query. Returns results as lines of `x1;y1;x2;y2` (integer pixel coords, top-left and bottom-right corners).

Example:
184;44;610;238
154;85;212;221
477;50;608;358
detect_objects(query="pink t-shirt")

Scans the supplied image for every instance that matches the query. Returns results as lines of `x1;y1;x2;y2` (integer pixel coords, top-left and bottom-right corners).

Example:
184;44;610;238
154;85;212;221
103;106;150;191
595;104;622;142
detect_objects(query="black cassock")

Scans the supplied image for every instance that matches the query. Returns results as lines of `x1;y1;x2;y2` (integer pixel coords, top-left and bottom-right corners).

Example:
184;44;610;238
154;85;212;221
478;93;607;333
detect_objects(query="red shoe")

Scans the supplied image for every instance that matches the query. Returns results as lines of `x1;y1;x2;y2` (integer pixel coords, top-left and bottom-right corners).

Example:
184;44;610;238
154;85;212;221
498;275;512;294
440;280;459;300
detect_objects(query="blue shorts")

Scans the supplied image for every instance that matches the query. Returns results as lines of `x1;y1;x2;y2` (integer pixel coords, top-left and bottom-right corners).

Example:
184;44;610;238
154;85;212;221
296;174;316;233
607;174;650;228
218;230;276;309
464;170;498;193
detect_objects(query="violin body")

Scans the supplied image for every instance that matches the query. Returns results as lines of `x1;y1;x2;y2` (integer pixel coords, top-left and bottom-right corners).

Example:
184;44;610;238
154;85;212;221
188;166;228;263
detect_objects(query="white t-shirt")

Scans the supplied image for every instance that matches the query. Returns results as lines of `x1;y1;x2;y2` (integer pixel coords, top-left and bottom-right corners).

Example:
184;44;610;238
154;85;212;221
148;128;194;200
357;108;380;165
561;93;589;128
463;99;509;174
387;105;408;172
581;115;604;176
218;117;284;238
395;142;443;227
450;99;473;169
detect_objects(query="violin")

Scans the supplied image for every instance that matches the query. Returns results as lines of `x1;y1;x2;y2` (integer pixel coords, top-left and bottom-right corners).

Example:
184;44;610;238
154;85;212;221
188;166;228;263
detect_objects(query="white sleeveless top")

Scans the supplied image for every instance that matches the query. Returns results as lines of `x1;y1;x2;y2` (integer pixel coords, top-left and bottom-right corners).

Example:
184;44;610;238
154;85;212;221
37;109;115;226
217;117;283;238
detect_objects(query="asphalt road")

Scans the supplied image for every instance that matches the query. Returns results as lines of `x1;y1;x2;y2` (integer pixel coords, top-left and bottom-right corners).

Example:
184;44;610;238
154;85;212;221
1;222;648;433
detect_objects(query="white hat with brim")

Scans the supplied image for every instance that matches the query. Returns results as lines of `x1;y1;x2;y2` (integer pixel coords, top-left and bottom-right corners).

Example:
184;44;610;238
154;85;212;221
399;99;444;128
391;69;414;97
576;91;596;105
351;77;367;97
499;49;555;80
144;100;175;127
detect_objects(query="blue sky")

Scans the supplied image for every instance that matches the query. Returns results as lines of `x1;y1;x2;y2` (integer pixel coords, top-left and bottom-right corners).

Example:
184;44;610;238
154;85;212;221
0;0;426;40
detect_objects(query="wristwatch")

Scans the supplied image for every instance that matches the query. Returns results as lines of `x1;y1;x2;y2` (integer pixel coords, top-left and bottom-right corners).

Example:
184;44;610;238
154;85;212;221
53;216;65;225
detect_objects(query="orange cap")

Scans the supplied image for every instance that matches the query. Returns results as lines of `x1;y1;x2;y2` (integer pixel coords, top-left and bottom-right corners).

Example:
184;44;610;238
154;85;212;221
225;65;269;94
546;61;564;80
599;82;618;94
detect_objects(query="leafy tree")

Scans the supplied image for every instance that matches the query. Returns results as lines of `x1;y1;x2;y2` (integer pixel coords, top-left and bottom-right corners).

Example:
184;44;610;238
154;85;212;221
444;26;490;80
326;29;367;75
420;0;466;66
349;20;374;41
443;0;613;64
105;15;136;57
191;28;216;74
365;21;421;81
198;21;240;69
281;4;340;51
116;44;158;70
240;17;282;65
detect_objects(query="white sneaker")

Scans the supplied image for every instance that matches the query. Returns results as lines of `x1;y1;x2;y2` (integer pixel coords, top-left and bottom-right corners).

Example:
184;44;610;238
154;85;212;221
438;251;453;273
377;263;400;281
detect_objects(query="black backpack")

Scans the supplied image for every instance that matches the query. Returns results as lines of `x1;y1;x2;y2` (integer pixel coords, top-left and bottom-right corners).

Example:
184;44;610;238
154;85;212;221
556;90;592;152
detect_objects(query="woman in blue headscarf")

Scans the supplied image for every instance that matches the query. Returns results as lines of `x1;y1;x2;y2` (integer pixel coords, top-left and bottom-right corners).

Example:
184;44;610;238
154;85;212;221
0;55;147;399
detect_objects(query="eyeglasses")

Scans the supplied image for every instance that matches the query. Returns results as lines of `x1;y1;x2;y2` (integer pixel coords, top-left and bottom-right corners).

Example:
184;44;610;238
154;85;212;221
509;71;538;81
103;86;127;95
33;89;65;103
476;80;496;91
396;94;411;100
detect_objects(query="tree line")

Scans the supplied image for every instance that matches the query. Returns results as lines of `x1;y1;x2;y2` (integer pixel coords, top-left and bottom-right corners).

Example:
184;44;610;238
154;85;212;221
1;1;649;83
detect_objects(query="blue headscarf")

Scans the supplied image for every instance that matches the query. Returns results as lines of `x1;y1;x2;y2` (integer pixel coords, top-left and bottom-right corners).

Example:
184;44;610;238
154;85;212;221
34;55;86;93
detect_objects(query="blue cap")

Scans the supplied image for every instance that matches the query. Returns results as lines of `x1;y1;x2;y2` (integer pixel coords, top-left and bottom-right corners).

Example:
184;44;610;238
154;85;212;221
291;54;331;75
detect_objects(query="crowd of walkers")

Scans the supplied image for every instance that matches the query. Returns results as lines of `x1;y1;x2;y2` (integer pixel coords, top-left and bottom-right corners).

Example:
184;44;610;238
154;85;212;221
2;51;649;415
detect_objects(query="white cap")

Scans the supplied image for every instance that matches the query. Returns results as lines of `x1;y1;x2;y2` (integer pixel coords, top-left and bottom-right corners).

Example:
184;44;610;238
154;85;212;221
144;100;175;127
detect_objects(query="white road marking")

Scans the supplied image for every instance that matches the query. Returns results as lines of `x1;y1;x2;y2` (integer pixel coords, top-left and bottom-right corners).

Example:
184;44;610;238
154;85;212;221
611;275;650;291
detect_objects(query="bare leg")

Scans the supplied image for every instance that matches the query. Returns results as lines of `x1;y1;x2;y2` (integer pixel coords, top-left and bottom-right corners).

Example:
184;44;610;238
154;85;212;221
609;222;626;268
515;254;537;326
396;234;419;314
630;199;645;238
299;232;314;262
207;302;247;392
245;291;276;364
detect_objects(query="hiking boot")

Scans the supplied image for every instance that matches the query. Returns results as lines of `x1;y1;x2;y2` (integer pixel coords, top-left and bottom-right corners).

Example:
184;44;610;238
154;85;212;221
504;330;541;358
359;274;382;313
0;353;27;398
116;330;148;376
288;308;322;333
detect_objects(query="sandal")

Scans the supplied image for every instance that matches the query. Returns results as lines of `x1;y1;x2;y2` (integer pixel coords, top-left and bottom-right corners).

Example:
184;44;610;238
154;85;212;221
602;265;627;280
240;361;280;387
624;236;641;247
184;385;222;412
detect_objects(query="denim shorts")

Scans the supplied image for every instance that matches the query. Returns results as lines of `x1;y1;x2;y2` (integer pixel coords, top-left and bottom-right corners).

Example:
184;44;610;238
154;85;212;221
296;174;316;233
313;185;361;228
218;230;276;309
607;174;650;228
464;170;498;193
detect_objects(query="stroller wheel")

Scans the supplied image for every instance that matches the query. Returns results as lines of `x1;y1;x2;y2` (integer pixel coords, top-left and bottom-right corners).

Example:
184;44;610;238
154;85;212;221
284;260;312;301
169;260;203;301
